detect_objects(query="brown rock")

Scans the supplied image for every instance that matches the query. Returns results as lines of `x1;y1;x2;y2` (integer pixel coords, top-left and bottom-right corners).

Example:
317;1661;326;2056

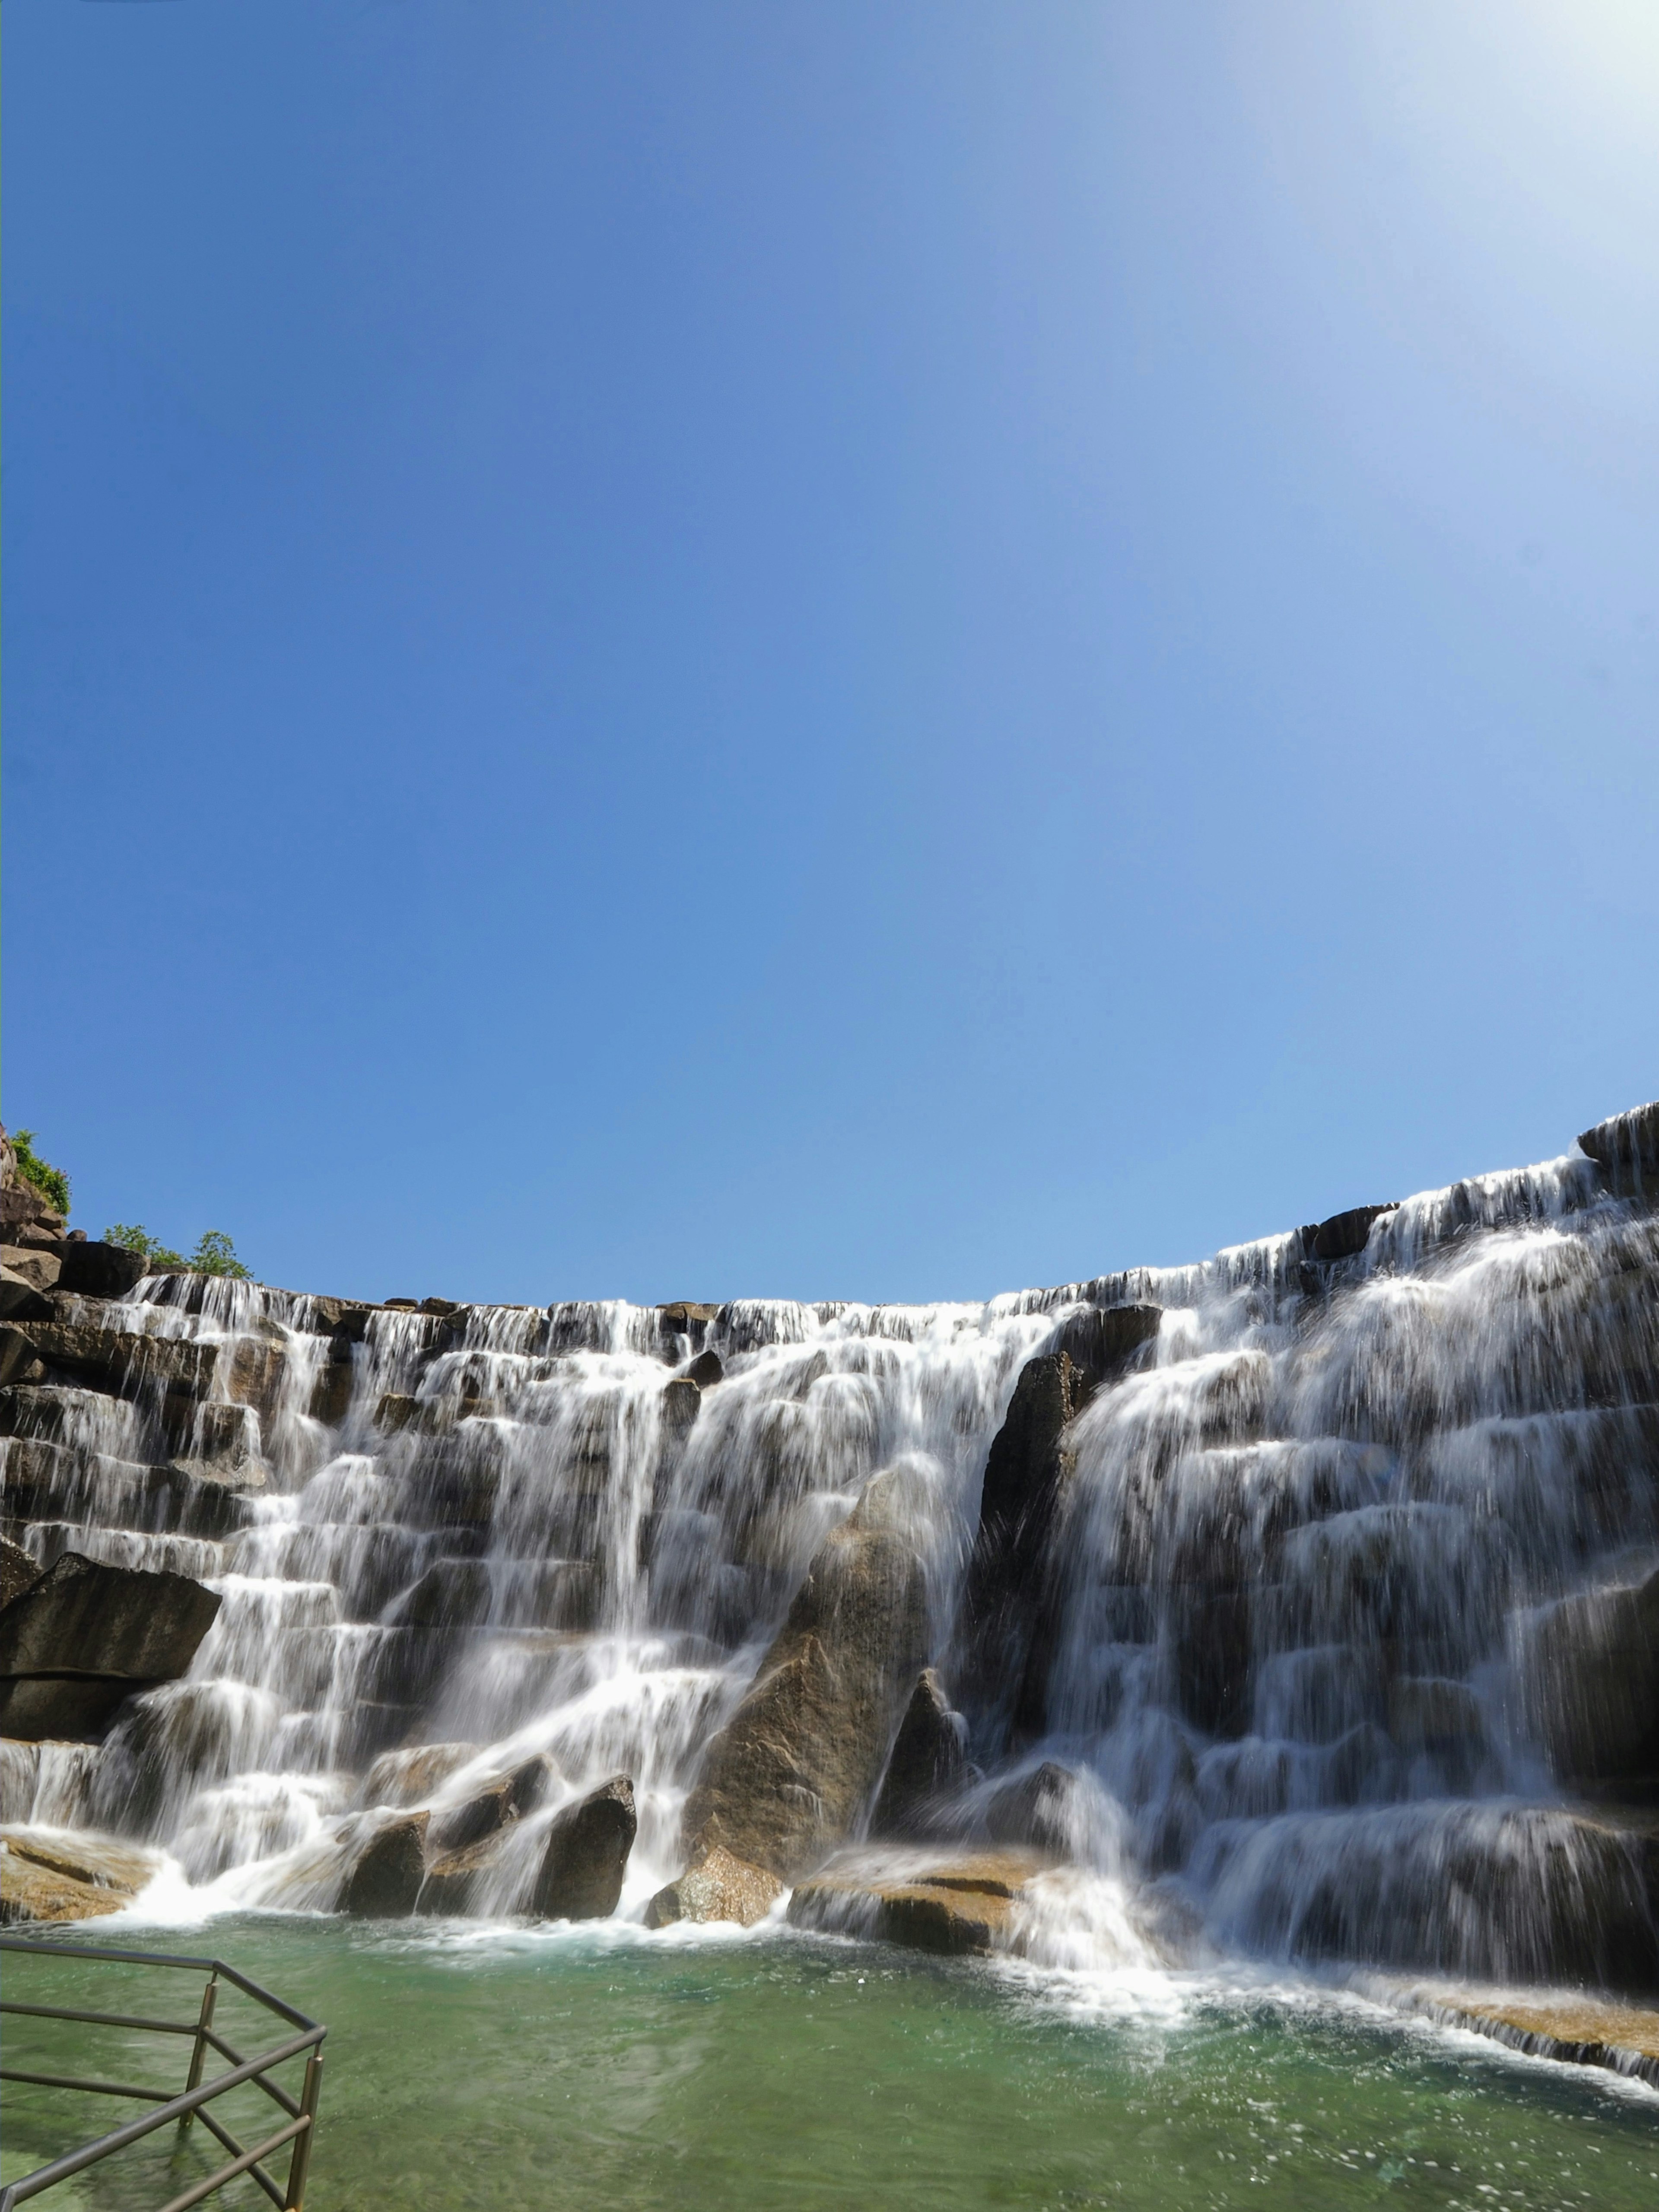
0;1271;53;1324
681;1482;928;1881
430;1754;556;1853
1;1248;61;1294
341;1813;429;1915
787;1848;1050;1955
645;1845;783;1929
418;1828;503;1915
361;1742;481;1808
1;1827;159;1923
531;1774;636;1920
686;1350;724;1389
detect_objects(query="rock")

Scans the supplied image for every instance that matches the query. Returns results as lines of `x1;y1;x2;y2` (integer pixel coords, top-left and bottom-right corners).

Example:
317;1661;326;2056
1;1538;41;1609
788;1847;1050;1955
0;1553;223;1742
1386;1978;1659;2090
4;1321;217;1407
0;1826;160;1924
418;1828;504;1914
1577;1101;1659;1195
660;1304;721;1357
309;1345;356;1426
984;1762;1080;1855
383;1298;419;1311
0;1328;47;1388
388;1559;493;1629
341;1813;429;1915
1388;1675;1485;1757
1;1247;61;1293
361;1742;481;1808
0;1271;54;1323
420;1297;462;1317
54;1241;149;1300
680;1484;928;1881
0;1436;257;1541
0;1184;64;1240
430;1754;556;1853
686;1350;724;1389
531;1774;636;1920
661;1378;701;1433
1525;1567;1659;1792
1173;1588;1254;1739
645;1844;784;1929
224;1333;286;1421
870;1669;967;1838
1310;1205;1399;1262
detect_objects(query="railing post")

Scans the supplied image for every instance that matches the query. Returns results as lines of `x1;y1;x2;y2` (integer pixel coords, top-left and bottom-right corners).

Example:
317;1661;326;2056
283;2050;323;2211
177;1974;218;2133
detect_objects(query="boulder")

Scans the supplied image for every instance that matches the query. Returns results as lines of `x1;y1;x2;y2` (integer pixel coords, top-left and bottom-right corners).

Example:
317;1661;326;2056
686;1350;724;1389
0;1827;160;1924
984;1761;1080;1856
0;1183;64;1240
1;1247;61;1293
1;1537;41;1609
387;1559;493;1629
870;1669;967;1838
1388;1675;1485;1757
680;1483;928;1881
1525;1567;1659;1793
361;1741;481;1809
661;1378;701;1433
0;1328;47;1388
341;1813;429;1916
308;1346;355;1426
1577;1101;1659;1195
418;1828;503;1915
430;1754;556;1853
645;1844;784;1929
788;1848;1050;1955
54;1241;149;1300
0;1271;53;1323
1310;1205;1399;1263
0;1553;223;1742
3;1321;217;1408
531;1774;636;1920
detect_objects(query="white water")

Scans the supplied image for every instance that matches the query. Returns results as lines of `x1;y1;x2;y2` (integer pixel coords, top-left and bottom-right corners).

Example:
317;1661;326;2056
5;1141;1656;1986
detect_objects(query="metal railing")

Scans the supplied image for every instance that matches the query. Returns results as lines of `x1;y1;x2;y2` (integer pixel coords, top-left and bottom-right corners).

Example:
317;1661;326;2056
0;1936;326;2212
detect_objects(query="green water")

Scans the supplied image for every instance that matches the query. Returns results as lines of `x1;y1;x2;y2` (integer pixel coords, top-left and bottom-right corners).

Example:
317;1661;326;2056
3;1919;1654;2211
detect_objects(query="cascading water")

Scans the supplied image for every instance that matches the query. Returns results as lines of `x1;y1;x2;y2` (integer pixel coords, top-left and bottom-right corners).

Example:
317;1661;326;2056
3;1120;1655;1999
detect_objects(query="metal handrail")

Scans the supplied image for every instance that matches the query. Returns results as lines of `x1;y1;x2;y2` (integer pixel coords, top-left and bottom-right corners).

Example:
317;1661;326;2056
0;1936;327;2212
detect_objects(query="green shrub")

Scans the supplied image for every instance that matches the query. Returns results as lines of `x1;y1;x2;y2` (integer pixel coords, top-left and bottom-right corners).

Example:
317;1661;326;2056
11;1130;70;1218
104;1224;249;1278
189;1230;251;1281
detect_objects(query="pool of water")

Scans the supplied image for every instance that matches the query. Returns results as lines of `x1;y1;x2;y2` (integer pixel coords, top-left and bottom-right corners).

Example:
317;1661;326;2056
3;1916;1655;2212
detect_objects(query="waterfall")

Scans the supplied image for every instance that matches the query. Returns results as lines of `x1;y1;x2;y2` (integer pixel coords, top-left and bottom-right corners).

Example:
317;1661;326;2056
3;1119;1655;1987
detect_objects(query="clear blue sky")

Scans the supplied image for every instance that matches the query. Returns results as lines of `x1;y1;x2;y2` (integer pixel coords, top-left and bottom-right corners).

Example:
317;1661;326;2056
5;2;1656;1306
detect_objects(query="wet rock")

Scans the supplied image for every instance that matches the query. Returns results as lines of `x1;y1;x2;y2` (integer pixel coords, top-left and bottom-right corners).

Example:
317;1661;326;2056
661;1377;701;1433
1;1537;41;1609
308;1340;356;1426
5;1321;218;1410
1387;1676;1485;1757
660;1303;721;1357
361;1742;481;1809
54;1242;149;1300
788;1848;1050;1955
0;1436;256;1542
388;1559;493;1629
0;1553;223;1742
871;1669;967;1838
1385;1977;1659;2090
430;1754;556;1853
645;1844;784;1928
984;1762;1079;1855
681;1483;928;1881
686;1350;724;1389
341;1813;430;1916
1310;1204;1399;1262
531;1774;636;1920
0;1826;160;1923
418;1828;503;1915
1173;1588;1254;1739
1577;1101;1659;1195
224;1332;286;1421
1525;1567;1659;1793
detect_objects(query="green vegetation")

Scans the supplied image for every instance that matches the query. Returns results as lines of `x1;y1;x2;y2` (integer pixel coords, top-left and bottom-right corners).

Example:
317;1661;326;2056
104;1224;252;1279
10;1130;70;1218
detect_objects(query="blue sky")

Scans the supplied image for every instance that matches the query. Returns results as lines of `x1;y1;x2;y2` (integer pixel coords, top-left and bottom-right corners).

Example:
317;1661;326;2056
5;1;1656;1306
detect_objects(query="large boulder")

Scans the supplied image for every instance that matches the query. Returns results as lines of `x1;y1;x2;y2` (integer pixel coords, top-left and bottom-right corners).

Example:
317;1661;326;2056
341;1814;429;1916
1309;1204;1399;1262
869;1669;967;1838
680;1481;928;1881
787;1847;1050;1955
645;1845;783;1929
361;1742;480;1808
430;1754;556;1853
54;1241;149;1300
0;1553;222;1742
1;1247;61;1294
531;1774;636;1920
0;1827;160;1924
0;1270;54;1323
1578;1101;1659;1195
1524;1568;1659;1793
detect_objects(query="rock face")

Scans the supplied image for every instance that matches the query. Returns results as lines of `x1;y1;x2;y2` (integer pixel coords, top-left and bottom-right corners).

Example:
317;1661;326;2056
0;1553;223;1742
0;1827;160;1924
54;1241;149;1300
1579;1101;1659;1194
430;1754;556;1853
680;1483;928;1881
788;1848;1050;1955
531;1774;636;1920
645;1844;784;1929
1309;1204;1399;1262
342;1814;430;1916
0;1536;41;1609
957;1306;1161;1750
870;1669;967;1838
1524;1568;1659;1794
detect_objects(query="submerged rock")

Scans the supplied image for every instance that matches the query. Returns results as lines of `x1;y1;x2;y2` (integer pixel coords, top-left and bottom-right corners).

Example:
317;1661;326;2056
870;1669;968;1839
645;1845;783;1929
681;1482;927;1881
0;1552;222;1742
531;1774;636;1920
342;1814;430;1916
788;1848;1051;1955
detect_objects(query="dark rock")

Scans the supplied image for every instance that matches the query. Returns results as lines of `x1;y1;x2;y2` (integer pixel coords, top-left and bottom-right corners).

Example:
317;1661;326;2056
420;1297;461;1317
1525;1567;1659;1793
7;1322;217;1408
418;1828;502;1915
686;1350;724;1389
54;1242;149;1300
308;1340;356;1426
661;1378;701;1434
0;1329;47;1389
1578;1101;1659;1196
430;1754;556;1853
1173;1588;1254;1739
660;1304;721;1357
1052;1302;1163;1379
0;1554;223;1742
0;1275;53;1324
1311;1205;1399;1262
382;1298;419;1311
361;1742;481;1808
0;1436;256;1542
645;1845;783;1929
984;1762;1079;1855
681;1481;928;1881
1;1538;41;1609
0;1184;64;1239
871;1669;967;1838
531;1774;636;1920
387;1559;493;1630
341;1814;429;1916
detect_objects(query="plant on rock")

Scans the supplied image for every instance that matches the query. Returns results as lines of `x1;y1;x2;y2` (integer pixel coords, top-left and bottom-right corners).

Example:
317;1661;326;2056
11;1130;70;1217
105;1224;252;1279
